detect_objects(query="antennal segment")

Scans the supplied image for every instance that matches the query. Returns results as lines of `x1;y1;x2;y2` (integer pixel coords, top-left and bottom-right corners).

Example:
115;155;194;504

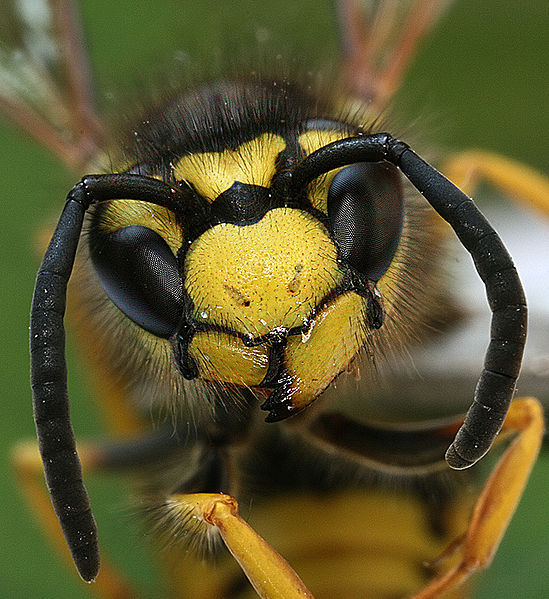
291;134;527;470
30;174;186;581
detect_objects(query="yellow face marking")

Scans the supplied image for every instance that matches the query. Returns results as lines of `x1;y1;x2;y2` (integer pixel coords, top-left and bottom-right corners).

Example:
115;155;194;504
376;253;400;305
100;200;182;255
284;291;367;410
189;331;269;386
188;291;367;396
298;129;352;213
173;133;286;202
298;129;351;157
184;208;342;338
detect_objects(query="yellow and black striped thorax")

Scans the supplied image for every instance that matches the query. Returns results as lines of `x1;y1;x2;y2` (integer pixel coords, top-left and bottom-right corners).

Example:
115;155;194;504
88;79;430;421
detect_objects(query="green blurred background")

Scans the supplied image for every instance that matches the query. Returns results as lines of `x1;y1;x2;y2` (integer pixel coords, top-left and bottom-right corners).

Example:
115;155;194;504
1;0;547;597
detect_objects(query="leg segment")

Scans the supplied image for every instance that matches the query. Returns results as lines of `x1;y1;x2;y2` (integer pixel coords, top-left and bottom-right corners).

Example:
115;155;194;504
443;150;549;218
412;397;544;598
169;493;314;599
14;426;314;599
12;440;137;599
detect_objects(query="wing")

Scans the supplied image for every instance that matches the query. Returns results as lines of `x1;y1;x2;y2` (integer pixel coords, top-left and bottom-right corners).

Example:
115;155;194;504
0;0;103;169
335;0;454;111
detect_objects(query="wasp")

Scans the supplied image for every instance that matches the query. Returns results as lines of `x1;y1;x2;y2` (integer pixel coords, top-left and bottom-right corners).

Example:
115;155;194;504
2;1;548;598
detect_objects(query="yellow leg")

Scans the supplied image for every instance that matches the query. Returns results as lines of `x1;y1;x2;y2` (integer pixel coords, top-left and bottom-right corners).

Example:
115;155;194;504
171;493;314;599
411;397;544;599
12;441;137;599
443;150;549;217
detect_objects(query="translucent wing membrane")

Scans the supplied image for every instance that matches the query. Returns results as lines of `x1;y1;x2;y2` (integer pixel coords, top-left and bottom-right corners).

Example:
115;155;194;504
0;0;103;169
335;0;453;110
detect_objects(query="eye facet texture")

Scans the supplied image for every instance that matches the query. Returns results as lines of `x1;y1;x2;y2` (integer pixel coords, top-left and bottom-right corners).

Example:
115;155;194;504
327;162;404;281
92;225;184;338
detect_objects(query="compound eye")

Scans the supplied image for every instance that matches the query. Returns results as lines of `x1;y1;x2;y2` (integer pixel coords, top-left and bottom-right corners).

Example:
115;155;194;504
92;225;184;338
327;161;404;281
